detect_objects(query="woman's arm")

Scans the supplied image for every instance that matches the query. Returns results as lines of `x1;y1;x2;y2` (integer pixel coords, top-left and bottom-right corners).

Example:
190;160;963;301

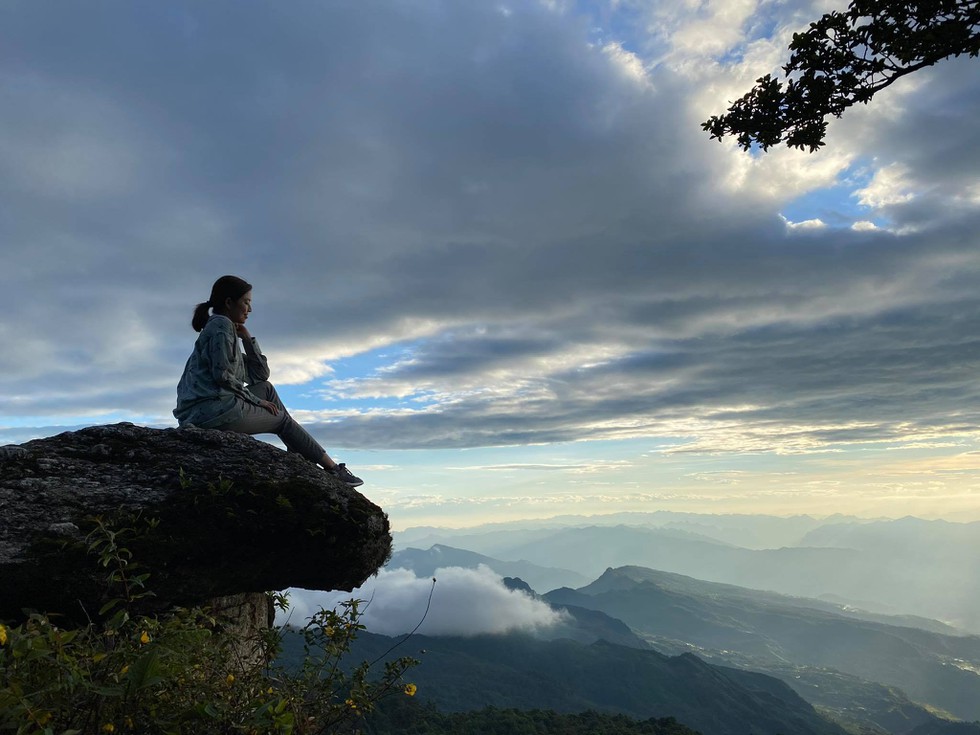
237;323;271;384
208;320;263;405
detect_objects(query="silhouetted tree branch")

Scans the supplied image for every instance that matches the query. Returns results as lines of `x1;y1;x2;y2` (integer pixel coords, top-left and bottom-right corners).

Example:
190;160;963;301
702;0;980;152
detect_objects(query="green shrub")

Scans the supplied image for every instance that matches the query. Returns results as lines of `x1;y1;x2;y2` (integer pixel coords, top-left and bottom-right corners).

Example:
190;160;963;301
0;514;418;735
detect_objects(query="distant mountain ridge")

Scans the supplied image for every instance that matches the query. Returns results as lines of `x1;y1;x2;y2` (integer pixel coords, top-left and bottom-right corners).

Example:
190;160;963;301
545;566;980;722
387;543;590;592
501;523;860;593
414;522;980;632
801;516;980;552
395;511;875;550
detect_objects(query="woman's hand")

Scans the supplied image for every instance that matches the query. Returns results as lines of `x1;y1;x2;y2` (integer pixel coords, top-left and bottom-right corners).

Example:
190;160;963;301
235;322;252;340
259;400;280;416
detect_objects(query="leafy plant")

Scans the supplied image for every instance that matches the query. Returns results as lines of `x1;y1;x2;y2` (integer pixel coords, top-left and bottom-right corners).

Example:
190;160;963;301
0;514;418;734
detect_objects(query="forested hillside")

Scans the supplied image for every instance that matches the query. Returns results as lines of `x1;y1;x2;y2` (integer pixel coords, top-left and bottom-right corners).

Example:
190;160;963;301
279;629;847;735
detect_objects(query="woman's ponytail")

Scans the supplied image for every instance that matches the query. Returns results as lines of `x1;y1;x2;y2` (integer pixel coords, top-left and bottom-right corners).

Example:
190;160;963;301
191;301;212;332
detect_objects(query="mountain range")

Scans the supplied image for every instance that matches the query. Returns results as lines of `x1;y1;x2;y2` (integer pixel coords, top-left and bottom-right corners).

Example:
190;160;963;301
545;565;980;723
364;514;980;733
395;517;980;632
394;512;873;551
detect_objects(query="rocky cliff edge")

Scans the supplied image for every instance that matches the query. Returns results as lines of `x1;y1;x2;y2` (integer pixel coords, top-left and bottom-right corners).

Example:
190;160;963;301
0;423;391;622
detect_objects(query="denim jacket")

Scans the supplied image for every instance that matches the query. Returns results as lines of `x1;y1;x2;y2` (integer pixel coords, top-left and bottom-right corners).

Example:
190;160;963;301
173;314;270;428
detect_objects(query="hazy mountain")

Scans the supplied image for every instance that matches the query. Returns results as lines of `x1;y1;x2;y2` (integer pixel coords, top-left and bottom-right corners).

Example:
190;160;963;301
473;524;978;632
395;524;573;553
545;566;980;722
801;517;980;554
565;563;962;633
798;517;980;630
392;518;744;558
542;511;856;549
387;544;590;593
395;512;874;551
393;520;976;632
300;630;849;735
500;575;651;649
395;526;590;559
499;523;855;588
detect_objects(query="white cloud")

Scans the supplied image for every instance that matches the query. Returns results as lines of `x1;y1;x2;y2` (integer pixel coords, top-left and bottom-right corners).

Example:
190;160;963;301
602;42;650;86
722;144;854;203
278;566;568;636
784;217;826;231
669;0;762;57
855;163;917;209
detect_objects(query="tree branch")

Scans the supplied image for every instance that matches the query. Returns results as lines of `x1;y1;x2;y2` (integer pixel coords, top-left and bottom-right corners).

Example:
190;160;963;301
703;0;980;151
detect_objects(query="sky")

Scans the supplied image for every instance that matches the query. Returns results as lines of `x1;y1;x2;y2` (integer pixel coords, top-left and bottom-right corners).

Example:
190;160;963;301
2;1;980;529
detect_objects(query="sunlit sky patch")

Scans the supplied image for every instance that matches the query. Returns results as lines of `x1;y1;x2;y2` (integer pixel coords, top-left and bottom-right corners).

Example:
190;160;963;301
780;161;889;230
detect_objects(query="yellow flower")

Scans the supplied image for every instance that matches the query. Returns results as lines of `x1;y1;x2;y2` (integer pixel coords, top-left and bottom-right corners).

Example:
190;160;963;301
404;683;417;697
139;631;150;645
102;724;115;733
226;673;235;685
0;624;7;645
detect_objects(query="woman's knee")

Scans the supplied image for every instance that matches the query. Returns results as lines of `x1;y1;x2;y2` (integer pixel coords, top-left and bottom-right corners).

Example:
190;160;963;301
248;381;275;401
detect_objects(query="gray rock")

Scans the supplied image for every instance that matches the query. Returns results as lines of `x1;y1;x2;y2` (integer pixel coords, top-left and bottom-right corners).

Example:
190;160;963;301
0;445;27;460
0;423;391;622
210;592;276;670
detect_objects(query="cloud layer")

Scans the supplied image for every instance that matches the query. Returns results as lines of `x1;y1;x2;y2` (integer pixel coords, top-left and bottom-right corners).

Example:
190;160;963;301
279;566;567;636
2;1;979;473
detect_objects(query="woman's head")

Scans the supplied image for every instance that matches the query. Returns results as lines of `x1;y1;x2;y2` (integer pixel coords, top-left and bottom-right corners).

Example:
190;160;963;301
191;275;253;332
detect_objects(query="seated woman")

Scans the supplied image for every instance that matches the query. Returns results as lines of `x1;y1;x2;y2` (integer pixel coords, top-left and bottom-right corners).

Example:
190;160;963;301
174;275;363;487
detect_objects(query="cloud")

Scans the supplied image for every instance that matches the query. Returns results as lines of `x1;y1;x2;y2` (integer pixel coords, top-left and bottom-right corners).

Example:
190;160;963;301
294;288;980;454
784;217;826;231
856;163;916;209
278;566;567;636
1;0;978;472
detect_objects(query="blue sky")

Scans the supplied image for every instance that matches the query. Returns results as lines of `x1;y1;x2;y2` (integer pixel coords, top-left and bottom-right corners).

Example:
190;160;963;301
2;1;979;529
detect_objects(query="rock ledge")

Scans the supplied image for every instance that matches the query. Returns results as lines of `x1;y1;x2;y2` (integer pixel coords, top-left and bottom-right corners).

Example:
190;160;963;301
0;423;390;622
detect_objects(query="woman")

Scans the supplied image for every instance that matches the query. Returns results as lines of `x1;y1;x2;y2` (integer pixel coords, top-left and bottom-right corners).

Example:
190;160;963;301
174;275;363;487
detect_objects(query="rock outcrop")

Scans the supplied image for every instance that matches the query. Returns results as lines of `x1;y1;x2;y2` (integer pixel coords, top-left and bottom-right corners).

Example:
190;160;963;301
0;423;391;623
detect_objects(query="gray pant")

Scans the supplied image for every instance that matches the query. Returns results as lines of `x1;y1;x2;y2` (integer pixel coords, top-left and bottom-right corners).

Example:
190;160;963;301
217;381;326;465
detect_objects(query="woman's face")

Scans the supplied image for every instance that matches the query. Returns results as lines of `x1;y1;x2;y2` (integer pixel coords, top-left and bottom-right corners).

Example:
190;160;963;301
224;290;252;324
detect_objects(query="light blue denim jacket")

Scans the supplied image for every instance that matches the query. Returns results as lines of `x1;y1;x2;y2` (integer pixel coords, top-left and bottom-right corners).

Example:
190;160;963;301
173;314;270;428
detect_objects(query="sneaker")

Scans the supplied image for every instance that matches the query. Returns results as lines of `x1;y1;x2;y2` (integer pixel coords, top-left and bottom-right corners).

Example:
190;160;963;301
328;463;364;488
